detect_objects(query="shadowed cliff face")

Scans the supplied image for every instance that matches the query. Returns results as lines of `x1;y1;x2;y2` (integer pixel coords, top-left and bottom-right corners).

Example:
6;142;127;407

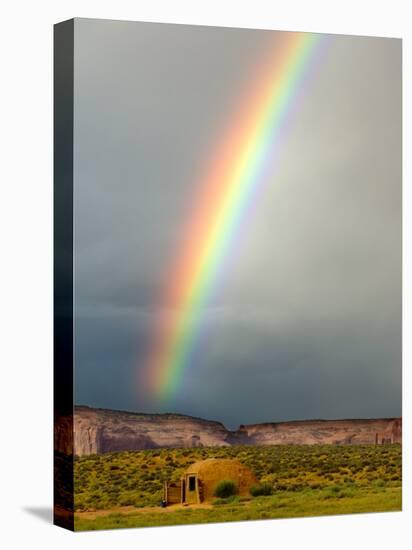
55;406;402;456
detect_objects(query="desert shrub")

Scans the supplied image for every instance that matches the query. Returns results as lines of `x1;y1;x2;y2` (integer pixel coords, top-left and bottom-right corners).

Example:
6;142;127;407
73;442;402;512
250;483;273;497
213;480;238;498
118;495;136;506
373;479;385;488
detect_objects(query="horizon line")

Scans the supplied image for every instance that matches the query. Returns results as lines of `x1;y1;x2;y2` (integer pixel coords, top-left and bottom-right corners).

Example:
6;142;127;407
72;403;402;431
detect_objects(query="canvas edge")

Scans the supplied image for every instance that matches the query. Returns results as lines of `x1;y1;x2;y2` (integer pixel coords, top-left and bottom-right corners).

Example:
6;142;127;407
53;18;75;532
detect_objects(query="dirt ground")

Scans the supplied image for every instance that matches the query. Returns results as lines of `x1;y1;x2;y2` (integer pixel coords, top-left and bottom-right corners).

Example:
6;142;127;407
76;502;214;520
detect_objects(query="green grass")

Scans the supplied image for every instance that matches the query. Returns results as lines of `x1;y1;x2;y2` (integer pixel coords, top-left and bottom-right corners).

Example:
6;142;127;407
74;485;401;530
73;444;401;530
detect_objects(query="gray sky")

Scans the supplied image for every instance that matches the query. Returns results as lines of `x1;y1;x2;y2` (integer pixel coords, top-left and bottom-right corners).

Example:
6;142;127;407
73;19;401;428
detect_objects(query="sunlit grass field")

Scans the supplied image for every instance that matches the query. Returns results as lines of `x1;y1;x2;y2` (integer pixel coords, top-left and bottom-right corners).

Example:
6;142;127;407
73;444;401;530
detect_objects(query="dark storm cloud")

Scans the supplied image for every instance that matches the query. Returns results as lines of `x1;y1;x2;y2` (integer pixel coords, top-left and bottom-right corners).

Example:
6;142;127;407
73;19;401;426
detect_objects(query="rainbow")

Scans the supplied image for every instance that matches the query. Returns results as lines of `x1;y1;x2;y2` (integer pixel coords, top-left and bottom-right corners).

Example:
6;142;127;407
142;31;325;402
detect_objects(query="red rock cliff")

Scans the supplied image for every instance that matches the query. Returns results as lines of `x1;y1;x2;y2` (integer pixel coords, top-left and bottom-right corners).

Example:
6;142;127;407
54;406;402;456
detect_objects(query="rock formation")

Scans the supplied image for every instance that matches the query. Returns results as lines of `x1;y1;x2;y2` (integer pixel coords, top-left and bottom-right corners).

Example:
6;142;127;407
239;417;402;446
54;406;402;456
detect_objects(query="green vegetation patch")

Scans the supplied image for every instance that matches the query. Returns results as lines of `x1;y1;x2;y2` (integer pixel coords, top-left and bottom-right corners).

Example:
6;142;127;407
74;485;401;530
214;480;238;498
74;443;401;522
